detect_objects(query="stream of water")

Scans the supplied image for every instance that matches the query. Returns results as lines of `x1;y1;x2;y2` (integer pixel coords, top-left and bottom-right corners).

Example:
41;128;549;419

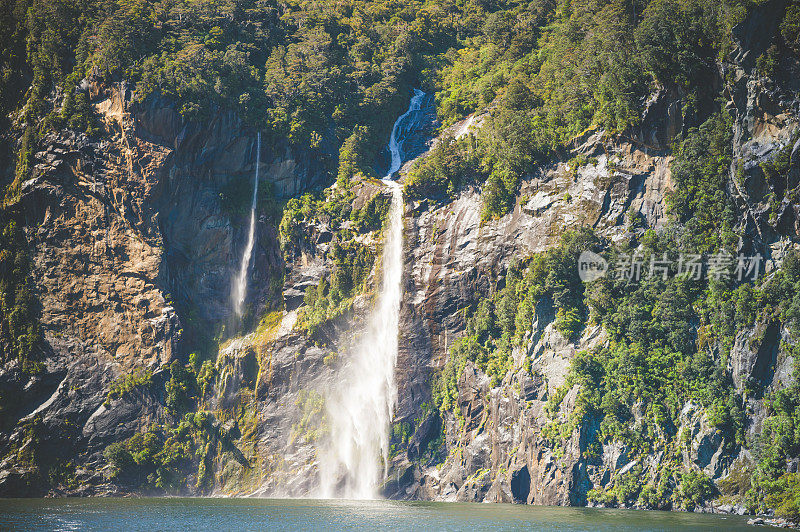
319;90;424;498
232;132;260;318
386;89;425;177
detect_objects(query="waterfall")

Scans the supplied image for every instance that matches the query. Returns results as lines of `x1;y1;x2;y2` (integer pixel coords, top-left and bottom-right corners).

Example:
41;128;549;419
386;89;425;177
319;90;423;499
232;132;260;318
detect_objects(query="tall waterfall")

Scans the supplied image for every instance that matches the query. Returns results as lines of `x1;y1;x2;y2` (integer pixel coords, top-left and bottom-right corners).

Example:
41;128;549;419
386;89;425;177
319;90;423;499
232;132;260;318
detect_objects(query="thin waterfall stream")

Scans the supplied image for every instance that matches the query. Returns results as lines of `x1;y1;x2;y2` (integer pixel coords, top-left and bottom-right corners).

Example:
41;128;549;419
233;132;260;318
319;89;424;499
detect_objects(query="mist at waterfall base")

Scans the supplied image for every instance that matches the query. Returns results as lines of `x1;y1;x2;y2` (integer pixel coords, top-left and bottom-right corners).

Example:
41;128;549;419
232;132;260;318
318;90;424;499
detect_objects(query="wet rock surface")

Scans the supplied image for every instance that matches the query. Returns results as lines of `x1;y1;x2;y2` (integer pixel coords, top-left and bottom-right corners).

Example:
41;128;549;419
1;8;800;515
0;86;335;496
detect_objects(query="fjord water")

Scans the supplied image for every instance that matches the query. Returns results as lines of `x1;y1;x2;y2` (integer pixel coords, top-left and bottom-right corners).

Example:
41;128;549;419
232;131;260;318
319;91;422;498
0;498;771;531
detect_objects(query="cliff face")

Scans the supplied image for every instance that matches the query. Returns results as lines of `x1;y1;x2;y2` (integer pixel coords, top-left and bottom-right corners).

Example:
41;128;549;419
389;132;679;505
381;6;800;509
1;2;799;513
0;85;332;495
204;4;800;506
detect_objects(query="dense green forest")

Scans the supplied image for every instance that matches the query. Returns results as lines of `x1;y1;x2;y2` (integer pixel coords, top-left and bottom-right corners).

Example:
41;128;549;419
3;0;800;517
5;0;796;208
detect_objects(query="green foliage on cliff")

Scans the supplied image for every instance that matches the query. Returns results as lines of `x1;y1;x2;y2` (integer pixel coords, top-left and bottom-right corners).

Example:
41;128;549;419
279;184;394;338
418;0;780;220
433;209;800;510
104;411;222;493
544;243;799;510
3;0;786;223
279;187;360;257
105;369;154;406
404;134;482;201
746;259;800;519
350;192;390;234
432;229;597;414
434;0;749;133
667;112;737;253
166;360;199;417
103;358;235;494
299;239;375;338
290;389;327;444
0;219;42;373
748;352;800;518
4;0;493;197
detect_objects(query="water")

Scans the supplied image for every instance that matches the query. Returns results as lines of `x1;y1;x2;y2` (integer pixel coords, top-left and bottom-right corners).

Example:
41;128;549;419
319;91;423;498
385;88;426;177
232;132;260;318
0;498;771;531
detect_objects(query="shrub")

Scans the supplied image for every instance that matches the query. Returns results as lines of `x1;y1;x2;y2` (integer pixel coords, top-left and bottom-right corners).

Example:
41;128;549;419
679;471;715;510
105;369;153;406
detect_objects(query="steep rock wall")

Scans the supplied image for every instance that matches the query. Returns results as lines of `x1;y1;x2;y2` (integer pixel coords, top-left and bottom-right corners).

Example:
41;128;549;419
0;85;333;495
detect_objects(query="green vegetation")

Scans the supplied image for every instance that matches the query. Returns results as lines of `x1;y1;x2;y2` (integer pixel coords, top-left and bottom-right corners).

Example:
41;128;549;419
5;414;75;491
588;464;647;507
5;0;776;215
4;0;800;514
165;360;196;417
404;135;481;202
280;185;393;338
0;218;42;373
350;192;390;234
290;389;327;445
432;173;800;510
432;229;597;415
280;187;356;257
667;112;737;253
104;411;223;493
414;0;767;219
299;240;375;338
390;421;414;458
102;356;241;494
105;369;154;406
748;335;800;518
3;0;507;201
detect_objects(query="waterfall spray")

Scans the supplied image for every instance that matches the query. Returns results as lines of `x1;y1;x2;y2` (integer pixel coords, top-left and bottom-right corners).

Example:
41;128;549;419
233;132;260;318
319;90;423;499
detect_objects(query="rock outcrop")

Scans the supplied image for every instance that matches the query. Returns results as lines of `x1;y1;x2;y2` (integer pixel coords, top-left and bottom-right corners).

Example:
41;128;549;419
1;2;800;514
0;83;334;496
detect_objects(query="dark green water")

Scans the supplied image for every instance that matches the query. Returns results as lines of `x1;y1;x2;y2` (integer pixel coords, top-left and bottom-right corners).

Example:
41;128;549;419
0;498;775;531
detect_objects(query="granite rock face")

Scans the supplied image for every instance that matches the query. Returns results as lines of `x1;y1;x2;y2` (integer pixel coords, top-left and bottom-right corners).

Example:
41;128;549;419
376;4;800;506
0;85;334;496
1;4;800;508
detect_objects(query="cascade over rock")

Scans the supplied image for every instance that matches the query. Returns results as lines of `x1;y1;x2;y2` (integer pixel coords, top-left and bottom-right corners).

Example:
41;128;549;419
3;4;800;515
232;132;261;318
318;90;423;498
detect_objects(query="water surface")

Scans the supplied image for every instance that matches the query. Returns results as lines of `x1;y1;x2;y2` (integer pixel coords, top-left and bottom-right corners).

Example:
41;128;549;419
0;498;773;531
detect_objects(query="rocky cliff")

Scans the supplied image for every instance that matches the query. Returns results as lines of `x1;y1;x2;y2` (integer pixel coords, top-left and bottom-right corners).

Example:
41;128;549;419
1;1;800;520
0;82;332;495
